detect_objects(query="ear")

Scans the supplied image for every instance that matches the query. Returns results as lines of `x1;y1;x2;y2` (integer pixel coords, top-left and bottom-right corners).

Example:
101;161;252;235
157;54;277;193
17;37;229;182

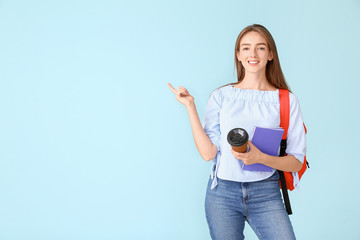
236;51;241;62
268;51;273;61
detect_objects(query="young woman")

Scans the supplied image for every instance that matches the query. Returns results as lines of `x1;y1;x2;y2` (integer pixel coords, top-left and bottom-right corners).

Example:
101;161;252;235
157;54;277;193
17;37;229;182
168;24;306;240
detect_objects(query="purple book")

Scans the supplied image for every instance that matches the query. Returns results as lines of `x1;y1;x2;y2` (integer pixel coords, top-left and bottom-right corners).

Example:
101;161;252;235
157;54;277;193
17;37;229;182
242;127;284;172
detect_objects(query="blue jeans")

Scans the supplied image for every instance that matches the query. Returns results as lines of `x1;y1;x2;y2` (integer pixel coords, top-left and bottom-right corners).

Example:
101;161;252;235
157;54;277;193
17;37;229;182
205;171;296;240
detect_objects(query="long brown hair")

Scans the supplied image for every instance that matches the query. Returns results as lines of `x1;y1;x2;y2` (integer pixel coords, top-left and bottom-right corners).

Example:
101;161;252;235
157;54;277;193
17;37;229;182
222;24;290;91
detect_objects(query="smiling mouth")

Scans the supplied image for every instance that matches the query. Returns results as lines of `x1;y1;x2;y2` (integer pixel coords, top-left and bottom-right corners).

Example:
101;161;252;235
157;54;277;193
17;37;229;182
248;61;259;65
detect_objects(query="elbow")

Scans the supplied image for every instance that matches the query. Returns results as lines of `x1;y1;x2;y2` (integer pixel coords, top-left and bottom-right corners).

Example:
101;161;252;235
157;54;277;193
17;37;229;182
294;160;303;172
201;153;216;162
286;155;303;172
200;144;218;162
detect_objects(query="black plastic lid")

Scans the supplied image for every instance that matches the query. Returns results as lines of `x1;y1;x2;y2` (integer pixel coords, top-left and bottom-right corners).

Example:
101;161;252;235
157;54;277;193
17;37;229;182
227;128;249;147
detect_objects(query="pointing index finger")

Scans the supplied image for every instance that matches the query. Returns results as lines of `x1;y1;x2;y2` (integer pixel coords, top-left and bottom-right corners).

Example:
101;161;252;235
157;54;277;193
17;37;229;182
168;82;177;94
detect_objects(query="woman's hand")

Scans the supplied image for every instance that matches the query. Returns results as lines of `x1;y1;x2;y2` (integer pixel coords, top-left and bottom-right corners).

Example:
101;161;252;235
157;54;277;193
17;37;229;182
231;141;265;165
232;141;303;172
168;83;194;108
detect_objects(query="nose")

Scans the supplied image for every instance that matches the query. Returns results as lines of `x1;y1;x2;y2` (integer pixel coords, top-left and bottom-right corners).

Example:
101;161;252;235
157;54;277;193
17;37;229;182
250;48;257;57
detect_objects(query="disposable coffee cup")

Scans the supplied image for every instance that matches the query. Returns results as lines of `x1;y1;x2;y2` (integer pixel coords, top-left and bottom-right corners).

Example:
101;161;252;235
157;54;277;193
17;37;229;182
227;128;249;153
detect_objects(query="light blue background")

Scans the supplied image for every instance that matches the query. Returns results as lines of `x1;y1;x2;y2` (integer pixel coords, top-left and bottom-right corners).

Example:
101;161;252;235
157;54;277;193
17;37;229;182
0;0;359;239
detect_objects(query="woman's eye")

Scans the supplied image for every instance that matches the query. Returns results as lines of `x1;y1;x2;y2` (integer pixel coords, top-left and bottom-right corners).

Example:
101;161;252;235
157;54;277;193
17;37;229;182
258;47;266;50
242;48;249;51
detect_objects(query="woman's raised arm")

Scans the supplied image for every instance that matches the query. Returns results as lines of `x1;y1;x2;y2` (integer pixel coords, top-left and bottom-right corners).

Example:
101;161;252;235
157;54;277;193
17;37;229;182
168;83;218;161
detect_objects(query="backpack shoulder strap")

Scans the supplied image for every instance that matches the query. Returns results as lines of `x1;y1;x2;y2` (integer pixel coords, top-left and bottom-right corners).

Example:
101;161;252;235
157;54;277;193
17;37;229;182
278;88;292;215
279;89;290;139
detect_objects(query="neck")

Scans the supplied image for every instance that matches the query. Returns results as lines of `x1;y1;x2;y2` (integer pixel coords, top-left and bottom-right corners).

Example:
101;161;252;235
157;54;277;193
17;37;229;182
235;71;275;91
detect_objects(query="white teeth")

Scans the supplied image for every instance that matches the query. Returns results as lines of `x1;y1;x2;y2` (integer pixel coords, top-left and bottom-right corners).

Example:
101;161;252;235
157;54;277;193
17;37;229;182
249;61;259;64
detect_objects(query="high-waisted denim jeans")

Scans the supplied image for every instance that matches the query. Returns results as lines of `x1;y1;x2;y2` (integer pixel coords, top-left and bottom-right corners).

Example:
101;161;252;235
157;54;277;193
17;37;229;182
205;171;296;240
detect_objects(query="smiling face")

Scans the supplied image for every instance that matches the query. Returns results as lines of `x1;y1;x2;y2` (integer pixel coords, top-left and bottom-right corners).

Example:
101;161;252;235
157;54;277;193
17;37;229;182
236;31;273;74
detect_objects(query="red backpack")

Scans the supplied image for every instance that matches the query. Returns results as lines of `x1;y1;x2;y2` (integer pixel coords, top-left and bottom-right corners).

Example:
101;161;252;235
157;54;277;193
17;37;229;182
278;89;309;215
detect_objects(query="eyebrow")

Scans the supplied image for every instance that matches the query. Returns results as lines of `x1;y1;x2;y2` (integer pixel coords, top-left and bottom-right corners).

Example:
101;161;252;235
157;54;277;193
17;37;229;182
240;43;267;47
